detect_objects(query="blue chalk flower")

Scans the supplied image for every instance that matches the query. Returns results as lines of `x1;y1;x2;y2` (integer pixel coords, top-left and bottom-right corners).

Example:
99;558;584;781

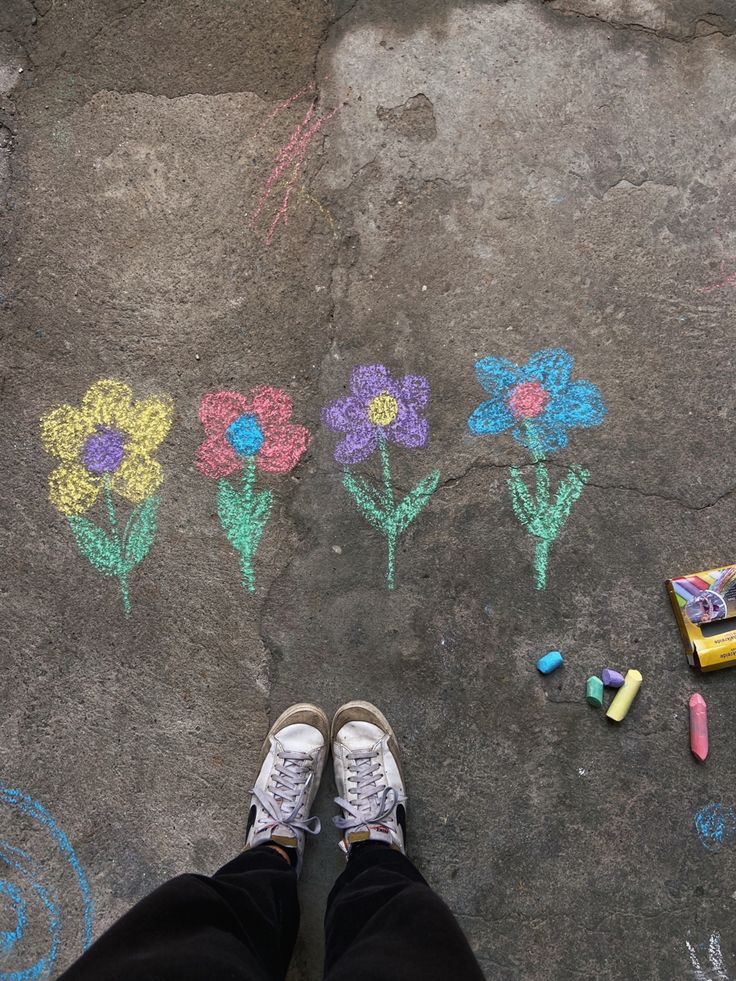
468;348;606;456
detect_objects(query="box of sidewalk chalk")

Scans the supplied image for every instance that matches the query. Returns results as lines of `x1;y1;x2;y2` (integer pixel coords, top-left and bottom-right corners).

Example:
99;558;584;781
666;563;736;671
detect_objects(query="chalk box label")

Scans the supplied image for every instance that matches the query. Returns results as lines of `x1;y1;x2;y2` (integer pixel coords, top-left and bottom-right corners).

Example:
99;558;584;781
666;563;736;671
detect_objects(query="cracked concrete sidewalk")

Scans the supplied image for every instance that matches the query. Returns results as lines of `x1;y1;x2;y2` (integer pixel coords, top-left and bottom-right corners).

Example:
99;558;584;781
2;1;736;978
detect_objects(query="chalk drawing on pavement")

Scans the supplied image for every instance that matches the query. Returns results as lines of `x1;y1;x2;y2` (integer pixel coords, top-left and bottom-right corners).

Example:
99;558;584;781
0;783;94;980
40;379;173;616
700;259;736;294
467;348;606;589
686;932;730;981
322;364;440;590
693;803;736;852
196;387;311;592
252;83;339;244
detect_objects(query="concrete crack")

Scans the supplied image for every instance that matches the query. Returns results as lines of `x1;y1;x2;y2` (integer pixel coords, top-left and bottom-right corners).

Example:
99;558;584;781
438;457;736;512
541;2;735;43
601;176;676;195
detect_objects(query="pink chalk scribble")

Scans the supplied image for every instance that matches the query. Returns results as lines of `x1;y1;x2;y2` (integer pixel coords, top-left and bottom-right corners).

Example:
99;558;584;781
700;256;736;294
252;85;339;245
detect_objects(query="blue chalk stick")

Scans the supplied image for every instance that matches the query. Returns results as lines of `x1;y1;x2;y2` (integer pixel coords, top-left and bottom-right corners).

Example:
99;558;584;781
537;650;564;674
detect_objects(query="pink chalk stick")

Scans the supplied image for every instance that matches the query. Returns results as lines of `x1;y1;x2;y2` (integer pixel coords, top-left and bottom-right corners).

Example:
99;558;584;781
689;693;708;763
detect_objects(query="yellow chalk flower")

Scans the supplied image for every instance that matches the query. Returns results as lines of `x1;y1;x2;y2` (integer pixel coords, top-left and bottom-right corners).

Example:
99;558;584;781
41;379;173;515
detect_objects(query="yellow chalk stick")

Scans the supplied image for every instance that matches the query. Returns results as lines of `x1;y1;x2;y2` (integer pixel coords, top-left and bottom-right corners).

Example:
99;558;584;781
606;669;642;723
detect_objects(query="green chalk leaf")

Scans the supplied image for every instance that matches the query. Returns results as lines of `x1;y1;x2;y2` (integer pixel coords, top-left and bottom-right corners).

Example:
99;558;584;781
392;468;440;536
507;468;535;529
122;496;160;571
67;516;121;576
343;469;389;532
247;488;273;554
218;479;246;549
217;479;273;556
545;465;589;538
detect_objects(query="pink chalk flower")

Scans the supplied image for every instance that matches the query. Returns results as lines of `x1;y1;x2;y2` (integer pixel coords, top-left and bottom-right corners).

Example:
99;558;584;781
196;387;310;479
196;387;310;593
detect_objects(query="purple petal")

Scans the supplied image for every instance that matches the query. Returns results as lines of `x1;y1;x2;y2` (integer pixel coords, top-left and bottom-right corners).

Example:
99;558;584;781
394;374;430;409
335;425;378;465
349;364;391;400
386;407;429;449
322;395;367;433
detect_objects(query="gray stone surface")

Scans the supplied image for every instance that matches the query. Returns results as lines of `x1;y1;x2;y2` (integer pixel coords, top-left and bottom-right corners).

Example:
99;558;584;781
2;0;736;978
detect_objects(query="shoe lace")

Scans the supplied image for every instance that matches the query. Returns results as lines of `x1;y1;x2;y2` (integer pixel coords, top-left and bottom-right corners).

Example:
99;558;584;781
333;746;399;831
253;740;321;837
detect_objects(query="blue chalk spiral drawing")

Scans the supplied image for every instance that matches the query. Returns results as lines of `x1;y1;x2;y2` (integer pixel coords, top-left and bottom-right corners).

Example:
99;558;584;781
693;803;736;853
0;784;94;979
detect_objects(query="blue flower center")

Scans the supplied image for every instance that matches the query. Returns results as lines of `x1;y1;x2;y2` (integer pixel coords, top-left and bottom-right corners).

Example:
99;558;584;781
226;414;264;457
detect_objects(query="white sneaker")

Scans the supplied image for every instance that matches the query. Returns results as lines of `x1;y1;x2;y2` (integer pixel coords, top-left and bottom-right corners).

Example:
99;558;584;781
331;700;407;856
245;703;329;874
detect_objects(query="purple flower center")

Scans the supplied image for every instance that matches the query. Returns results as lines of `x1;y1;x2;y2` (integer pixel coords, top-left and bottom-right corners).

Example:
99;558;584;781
81;426;127;474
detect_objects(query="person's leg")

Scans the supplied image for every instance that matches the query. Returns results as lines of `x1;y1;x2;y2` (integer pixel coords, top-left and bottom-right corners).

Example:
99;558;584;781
325;701;485;981
324;842;485;981
59;702;330;981
60;844;298;981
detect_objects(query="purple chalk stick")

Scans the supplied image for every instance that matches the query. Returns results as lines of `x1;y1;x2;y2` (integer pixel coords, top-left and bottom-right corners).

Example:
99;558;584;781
602;669;625;688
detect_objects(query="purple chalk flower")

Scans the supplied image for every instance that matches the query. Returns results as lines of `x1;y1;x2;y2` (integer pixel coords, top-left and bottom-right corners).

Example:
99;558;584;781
322;364;430;465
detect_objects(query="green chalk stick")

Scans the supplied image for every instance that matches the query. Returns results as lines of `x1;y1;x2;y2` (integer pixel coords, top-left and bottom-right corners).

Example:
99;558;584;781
586;675;604;708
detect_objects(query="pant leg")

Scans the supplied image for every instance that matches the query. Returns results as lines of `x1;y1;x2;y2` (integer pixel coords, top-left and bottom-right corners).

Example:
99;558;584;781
59;847;299;981
323;843;485;981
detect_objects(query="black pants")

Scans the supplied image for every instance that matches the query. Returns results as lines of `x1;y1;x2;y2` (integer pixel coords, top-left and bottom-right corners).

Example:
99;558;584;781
59;843;485;980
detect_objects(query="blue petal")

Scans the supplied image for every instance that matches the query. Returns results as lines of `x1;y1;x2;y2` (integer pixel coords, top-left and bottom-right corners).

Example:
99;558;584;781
474;356;521;396
544;380;606;430
468;398;515;435
522;349;573;395
512;421;569;455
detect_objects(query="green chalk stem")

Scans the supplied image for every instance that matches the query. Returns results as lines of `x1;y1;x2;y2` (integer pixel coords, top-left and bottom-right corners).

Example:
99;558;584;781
102;478;131;615
507;426;589;590
216;456;273;593
342;435;439;591
239;455;257;591
379;435;398;589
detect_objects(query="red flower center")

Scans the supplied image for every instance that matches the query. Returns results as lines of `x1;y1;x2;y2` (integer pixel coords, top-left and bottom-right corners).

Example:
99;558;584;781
506;380;550;419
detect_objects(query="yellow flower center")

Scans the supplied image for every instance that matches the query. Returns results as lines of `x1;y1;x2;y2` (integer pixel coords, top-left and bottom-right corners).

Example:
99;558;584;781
367;392;399;427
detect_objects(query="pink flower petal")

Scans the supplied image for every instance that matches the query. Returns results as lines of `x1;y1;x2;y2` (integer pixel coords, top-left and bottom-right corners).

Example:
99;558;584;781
249;386;293;427
256;423;310;474
196;432;243;479
199;391;253;436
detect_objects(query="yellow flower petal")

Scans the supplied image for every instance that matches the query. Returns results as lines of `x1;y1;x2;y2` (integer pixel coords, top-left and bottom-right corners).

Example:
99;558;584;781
82;379;134;430
110;453;163;504
40;404;95;462
48;463;100;515
126;395;174;453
